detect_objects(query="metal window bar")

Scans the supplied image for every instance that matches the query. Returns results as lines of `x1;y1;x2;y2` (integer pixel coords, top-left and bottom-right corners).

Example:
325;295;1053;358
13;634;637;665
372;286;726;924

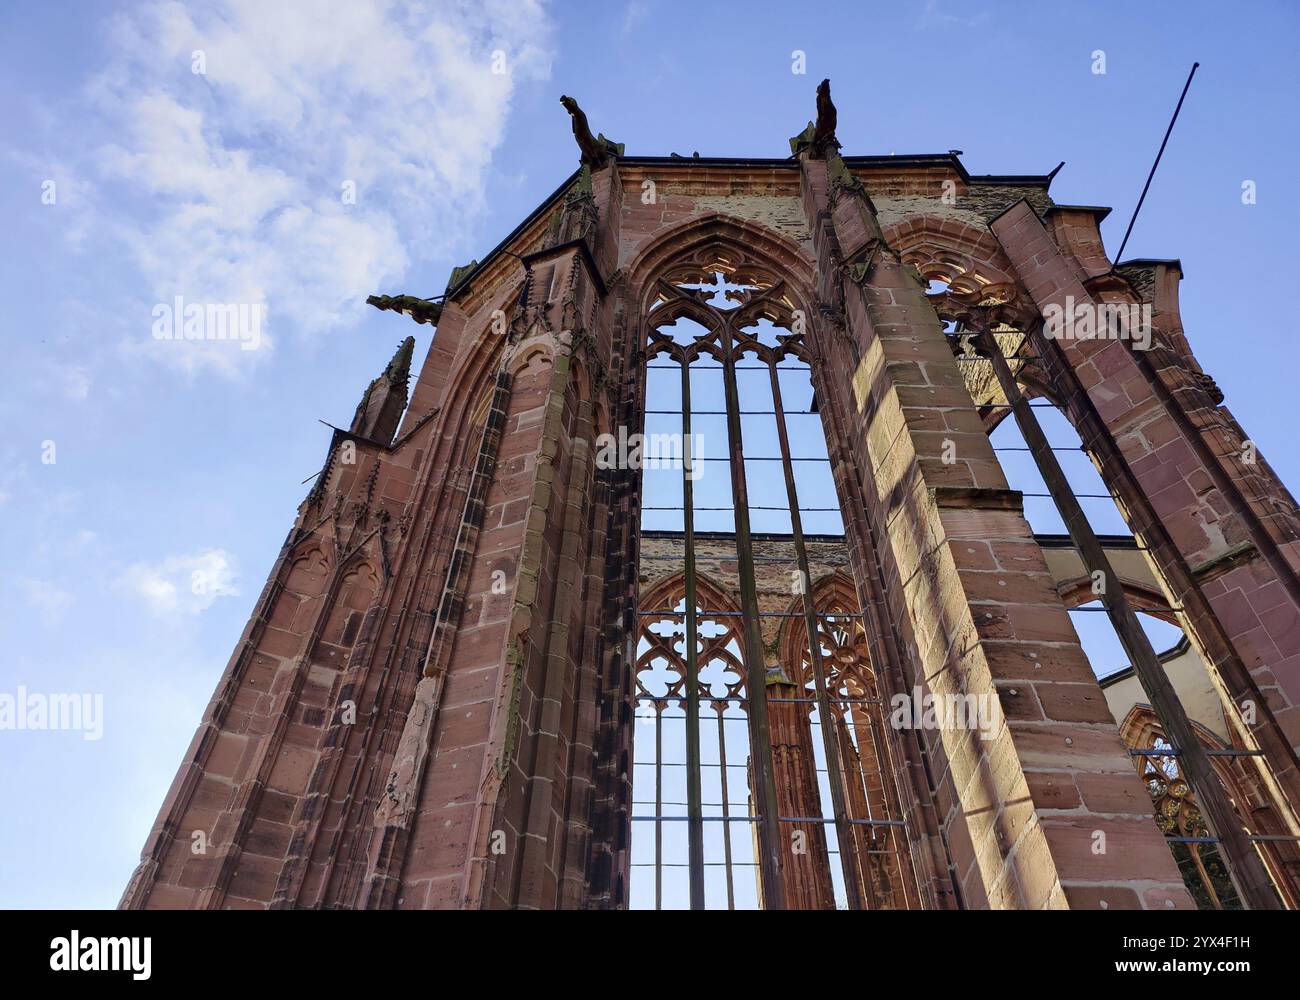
677;354;706;909
655;700;663;909
767;353;865;908
716;317;787;909
648;363;813;370
644;496;1122;505
640;693;883;705
661;450;1091;461
642;505;844;511
641;606;1184;617
644;759;889;778
953;354;1044;362
1167;836;1300;844
1129;747;1265;758
638;545;1157;558
646;405;1063;414
716;709;736;909
640;608;871;618
630;815;904;826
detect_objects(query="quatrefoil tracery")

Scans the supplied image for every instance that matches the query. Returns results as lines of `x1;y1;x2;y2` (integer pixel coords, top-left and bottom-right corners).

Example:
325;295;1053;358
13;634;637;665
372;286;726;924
637;602;747;704
646;267;809;367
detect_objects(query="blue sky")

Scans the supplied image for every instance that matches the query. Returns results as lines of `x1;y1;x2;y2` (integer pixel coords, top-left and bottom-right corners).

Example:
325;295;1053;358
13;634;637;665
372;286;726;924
1;0;1296;908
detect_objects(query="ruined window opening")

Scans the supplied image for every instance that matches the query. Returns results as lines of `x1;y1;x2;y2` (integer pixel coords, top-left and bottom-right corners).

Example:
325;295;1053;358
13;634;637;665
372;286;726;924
990;407;1128;536
788;581;914;908
633;265;909;909
631;589;756;909
950;317;1298;909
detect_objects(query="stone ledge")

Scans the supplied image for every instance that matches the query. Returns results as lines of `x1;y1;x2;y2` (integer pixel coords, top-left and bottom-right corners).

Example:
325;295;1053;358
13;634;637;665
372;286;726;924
931;486;1025;512
1190;541;1260;584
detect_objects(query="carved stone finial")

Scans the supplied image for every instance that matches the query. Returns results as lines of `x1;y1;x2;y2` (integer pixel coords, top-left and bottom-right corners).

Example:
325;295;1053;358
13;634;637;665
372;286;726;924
814;78;837;148
789;78;840;157
383;335;415;387
445;260;479;295
559;95;624;168
366;294;443;327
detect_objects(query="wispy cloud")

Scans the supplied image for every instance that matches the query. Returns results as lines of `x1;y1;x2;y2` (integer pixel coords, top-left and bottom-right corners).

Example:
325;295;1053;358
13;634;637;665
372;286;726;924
20;578;73;625
914;1;990;31
65;0;554;376
621;1;650;38
116;548;240;616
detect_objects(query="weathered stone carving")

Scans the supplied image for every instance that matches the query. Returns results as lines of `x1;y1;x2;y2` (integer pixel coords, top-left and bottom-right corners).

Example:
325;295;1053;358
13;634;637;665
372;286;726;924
559;95;624;168
545;165;599;248
365;294;443;326
790;78;840;156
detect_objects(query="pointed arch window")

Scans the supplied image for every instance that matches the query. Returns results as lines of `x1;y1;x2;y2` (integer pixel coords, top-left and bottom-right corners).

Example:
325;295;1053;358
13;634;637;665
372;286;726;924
784;578;912;909
939;288;1300;909
631;576;755;909
632;244;916;909
1136;732;1242;910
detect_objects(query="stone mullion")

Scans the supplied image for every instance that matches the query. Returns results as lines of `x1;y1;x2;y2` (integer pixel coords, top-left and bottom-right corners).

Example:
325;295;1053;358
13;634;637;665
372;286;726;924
842;685;911;908
806;317;945;910
767;677;837;909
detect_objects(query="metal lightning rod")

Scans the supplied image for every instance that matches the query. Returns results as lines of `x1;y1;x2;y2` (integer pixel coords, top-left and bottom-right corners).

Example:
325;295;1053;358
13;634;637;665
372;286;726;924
1115;61;1199;263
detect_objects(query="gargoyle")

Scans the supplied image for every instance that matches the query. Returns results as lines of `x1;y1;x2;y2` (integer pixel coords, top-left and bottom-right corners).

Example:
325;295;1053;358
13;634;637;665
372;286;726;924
366;294;443;327
789;79;840;157
813;78;837;148
560;95;624;168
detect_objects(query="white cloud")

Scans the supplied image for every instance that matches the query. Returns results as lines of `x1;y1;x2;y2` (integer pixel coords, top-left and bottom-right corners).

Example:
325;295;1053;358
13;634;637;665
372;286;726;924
79;0;553;376
915;1;990;30
116;548;240;616
20;579;73;625
621;2;649;38
61;366;92;401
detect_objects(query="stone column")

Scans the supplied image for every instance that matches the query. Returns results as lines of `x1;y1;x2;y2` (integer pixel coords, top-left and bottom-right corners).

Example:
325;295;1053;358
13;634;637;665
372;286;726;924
991;200;1300;824
765;668;837;909
797;146;1192;909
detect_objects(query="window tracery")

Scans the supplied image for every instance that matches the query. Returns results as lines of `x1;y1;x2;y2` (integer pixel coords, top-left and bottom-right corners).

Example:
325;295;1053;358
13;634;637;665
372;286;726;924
1136;732;1242;910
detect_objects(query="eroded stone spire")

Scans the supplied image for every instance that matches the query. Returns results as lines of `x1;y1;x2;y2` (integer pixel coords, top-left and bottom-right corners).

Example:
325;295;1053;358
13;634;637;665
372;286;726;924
789;78;839;157
350;335;415;445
